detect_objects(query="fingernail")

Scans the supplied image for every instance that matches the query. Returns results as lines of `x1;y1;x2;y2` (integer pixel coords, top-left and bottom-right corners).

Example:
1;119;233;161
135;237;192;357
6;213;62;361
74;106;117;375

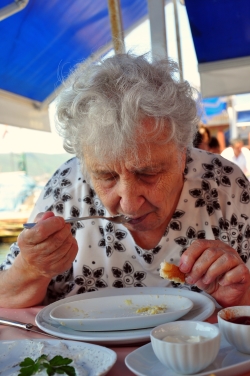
185;276;193;284
179;262;189;273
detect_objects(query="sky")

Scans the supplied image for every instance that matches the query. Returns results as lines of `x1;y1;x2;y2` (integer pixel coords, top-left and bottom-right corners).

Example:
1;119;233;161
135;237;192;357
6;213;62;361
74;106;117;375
0;1;249;156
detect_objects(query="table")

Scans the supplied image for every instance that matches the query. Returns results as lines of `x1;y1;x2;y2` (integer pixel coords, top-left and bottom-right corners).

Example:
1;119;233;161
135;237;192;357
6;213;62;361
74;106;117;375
0;306;250;376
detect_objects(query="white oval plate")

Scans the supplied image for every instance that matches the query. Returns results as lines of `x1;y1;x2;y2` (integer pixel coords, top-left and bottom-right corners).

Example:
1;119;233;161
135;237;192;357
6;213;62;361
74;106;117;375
0;339;116;376
36;287;215;345
49;294;193;331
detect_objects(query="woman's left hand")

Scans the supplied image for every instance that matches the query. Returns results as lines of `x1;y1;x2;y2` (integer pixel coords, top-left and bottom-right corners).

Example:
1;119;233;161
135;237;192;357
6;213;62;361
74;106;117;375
179;239;250;307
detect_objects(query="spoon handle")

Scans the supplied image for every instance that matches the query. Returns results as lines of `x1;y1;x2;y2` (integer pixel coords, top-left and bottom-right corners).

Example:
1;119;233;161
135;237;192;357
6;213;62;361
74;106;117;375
23;215;113;229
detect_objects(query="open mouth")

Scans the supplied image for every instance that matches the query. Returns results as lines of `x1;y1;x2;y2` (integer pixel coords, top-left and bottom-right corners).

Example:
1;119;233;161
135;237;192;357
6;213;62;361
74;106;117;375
125;213;148;225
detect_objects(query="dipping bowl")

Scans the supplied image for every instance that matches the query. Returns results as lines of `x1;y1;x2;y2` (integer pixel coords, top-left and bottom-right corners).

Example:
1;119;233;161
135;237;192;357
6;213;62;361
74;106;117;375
150;320;221;374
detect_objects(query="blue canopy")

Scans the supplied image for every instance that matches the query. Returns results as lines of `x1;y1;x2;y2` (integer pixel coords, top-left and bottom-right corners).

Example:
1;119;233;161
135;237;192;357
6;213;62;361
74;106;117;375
0;0;147;103
201;97;227;124
185;0;250;97
0;0;249;130
185;0;250;64
237;110;250;123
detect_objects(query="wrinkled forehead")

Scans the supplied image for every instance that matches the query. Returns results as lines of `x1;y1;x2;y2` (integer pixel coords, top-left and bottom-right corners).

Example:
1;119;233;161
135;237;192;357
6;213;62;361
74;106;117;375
84;139;182;178
83;140;156;171
84;117;172;159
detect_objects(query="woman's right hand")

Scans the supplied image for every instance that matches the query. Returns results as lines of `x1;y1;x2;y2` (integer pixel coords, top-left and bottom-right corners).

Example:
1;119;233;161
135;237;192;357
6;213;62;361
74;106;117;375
16;211;78;279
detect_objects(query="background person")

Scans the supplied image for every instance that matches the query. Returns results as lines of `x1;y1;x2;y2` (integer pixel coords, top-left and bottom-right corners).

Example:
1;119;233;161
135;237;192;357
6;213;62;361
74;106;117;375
193;124;211;151
221;138;250;178
208;136;221;154
0;53;250;309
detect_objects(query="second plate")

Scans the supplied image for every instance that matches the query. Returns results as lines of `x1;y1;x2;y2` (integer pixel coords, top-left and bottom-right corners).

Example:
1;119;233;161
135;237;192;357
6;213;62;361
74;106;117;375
49;294;193;331
35;288;215;345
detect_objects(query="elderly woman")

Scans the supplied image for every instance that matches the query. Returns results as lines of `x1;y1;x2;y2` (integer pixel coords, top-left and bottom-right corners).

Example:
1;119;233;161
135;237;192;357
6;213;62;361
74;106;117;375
1;53;250;308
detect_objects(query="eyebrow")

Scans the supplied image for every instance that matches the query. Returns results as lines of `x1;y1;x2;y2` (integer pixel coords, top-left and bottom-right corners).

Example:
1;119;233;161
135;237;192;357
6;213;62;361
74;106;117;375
92;162;167;175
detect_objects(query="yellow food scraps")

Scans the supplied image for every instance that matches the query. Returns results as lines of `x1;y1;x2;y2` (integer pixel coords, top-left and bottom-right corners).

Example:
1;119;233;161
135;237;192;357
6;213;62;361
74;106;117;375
124;299;133;305
135;304;167;315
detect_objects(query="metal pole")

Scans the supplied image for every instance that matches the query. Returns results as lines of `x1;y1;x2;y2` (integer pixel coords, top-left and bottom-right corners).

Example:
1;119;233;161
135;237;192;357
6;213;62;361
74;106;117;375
227;96;237;139
108;0;125;54
0;0;29;21
147;0;168;58
173;0;183;81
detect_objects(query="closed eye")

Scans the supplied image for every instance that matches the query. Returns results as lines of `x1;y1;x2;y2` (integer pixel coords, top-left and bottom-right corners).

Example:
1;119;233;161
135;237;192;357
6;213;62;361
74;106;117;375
96;174;117;181
137;173;159;183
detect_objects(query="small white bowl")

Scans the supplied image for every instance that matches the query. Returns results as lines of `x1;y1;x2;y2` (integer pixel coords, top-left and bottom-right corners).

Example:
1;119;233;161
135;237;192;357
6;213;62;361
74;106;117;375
218;306;250;354
150;321;221;374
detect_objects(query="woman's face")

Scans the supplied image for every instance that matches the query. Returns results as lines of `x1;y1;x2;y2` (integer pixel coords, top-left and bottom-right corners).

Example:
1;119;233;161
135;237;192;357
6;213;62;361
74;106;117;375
84;120;186;248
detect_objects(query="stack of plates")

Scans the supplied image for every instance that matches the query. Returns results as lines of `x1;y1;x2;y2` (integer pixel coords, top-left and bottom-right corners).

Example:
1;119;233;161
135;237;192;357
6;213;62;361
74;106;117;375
35;287;215;345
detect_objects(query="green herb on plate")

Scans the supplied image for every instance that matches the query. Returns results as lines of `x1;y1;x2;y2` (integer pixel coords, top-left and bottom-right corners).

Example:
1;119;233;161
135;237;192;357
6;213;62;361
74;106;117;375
18;354;76;376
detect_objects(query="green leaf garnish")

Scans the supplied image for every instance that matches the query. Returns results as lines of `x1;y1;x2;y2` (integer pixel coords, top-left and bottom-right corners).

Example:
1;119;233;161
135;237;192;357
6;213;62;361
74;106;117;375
49;356;73;367
18;354;76;376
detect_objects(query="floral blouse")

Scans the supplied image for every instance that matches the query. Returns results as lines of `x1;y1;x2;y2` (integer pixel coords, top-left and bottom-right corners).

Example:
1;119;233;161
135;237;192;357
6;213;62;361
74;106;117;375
1;148;250;304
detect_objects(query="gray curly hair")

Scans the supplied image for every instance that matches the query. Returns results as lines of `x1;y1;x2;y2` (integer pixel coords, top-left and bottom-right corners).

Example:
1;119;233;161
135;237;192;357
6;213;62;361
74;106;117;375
55;52;200;176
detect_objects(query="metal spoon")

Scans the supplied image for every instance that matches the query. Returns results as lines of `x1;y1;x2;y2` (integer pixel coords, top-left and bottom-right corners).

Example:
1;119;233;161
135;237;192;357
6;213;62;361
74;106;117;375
23;214;131;229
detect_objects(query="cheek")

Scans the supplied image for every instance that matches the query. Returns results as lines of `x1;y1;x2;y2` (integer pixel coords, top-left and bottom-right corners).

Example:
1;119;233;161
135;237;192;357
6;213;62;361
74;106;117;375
92;182;119;208
152;174;183;203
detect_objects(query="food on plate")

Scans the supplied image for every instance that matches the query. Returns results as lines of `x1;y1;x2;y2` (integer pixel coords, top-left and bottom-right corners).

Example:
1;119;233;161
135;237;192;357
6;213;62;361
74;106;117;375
135;304;167;315
124;299;133;305
19;354;76;376
159;261;185;283
123;298;167;315
5;340;91;375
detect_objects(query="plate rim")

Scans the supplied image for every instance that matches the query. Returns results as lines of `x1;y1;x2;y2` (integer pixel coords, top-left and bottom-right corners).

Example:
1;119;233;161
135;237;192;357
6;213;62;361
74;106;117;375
35;287;215;345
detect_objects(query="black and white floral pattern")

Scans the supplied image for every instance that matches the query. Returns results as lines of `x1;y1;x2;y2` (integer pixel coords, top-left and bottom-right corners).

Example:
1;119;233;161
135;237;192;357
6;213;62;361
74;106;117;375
1;148;250;303
135;245;162;264
201;157;233;186
112;261;146;287
83;188;106;216
44;167;72;215
175;226;206;256
74;265;108;294
98;222;127;257
189;180;220;216
164;210;185;236
236;176;250;204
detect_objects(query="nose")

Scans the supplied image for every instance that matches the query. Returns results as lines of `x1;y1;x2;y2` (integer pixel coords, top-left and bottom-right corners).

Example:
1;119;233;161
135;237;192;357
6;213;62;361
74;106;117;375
117;178;146;215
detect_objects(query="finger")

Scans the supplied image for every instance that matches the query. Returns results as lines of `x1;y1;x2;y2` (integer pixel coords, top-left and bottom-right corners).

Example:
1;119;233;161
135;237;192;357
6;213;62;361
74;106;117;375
33;212;45;222
21;231;78;278
217;263;250;286
34;211;55;222
185;248;241;285
194;264;250;306
21;216;67;245
30;223;73;255
179;239;238;273
58;236;78;267
37;232;78;266
39;235;78;277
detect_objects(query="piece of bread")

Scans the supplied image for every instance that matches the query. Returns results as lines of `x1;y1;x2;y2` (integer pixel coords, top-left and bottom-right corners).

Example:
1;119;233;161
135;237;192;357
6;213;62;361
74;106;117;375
160;261;185;284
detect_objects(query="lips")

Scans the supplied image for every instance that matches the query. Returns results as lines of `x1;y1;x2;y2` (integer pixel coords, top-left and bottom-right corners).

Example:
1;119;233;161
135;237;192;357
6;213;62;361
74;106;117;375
125;213;148;225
